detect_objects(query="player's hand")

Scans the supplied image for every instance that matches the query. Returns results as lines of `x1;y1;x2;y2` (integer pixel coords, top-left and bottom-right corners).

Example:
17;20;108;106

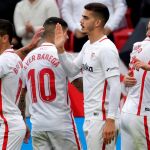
102;118;115;144
133;58;150;71
123;71;137;87
24;125;30;144
55;23;68;53
27;27;44;50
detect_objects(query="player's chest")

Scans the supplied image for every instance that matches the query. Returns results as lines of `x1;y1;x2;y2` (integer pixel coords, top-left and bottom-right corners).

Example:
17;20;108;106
82;48;101;72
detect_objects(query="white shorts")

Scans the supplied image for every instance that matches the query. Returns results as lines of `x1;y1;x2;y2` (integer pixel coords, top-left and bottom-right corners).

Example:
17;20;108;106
0;129;26;150
83;116;119;150
121;112;150;150
32;129;81;150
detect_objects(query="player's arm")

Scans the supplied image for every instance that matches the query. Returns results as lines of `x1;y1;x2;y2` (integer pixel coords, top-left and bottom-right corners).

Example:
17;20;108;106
16;27;44;59
99;47;121;144
102;75;121;145
18;87;30;144
55;23;82;77
18;88;27;121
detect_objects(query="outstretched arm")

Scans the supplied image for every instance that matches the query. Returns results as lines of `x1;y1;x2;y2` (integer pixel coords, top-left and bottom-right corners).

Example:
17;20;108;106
55;23;82;76
16;27;44;59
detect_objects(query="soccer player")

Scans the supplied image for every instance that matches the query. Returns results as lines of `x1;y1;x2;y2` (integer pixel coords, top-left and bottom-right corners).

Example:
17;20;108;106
21;17;81;150
55;3;121;150
0;19;26;150
121;20;150;150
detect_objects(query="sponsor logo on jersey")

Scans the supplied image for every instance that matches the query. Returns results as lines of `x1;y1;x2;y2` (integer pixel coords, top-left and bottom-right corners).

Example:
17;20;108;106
106;67;118;72
82;63;93;72
145;107;150;111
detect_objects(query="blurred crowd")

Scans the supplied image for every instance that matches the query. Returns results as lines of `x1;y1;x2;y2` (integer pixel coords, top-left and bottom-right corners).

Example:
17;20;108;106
0;0;150;51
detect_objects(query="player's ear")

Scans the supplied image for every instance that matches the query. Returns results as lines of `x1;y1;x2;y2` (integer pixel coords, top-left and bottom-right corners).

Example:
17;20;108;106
95;19;101;28
2;34;9;43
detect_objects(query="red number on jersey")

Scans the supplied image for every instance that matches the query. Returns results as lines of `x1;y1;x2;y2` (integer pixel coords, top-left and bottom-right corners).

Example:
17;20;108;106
28;68;56;103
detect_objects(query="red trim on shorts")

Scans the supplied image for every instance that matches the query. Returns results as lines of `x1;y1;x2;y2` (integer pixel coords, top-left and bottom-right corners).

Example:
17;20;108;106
144;116;150;150
137;70;147;115
99;38;108;43
70;113;81;150
102;80;108;120
0;79;9;150
15;79;23;104
102;143;106;150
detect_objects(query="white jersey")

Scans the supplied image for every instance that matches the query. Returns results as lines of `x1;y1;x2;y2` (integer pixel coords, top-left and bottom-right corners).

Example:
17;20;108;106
82;36;120;119
23;43;74;131
61;36;120;119
0;49;26;132
122;37;150;116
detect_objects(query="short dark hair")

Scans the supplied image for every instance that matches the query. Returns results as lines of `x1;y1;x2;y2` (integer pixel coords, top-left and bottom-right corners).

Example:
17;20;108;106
43;17;68;37
84;3;109;25
43;17;68;28
0;19;14;43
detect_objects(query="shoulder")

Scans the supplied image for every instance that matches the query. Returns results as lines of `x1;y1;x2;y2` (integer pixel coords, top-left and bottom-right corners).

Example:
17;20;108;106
15;0;26;7
98;39;118;53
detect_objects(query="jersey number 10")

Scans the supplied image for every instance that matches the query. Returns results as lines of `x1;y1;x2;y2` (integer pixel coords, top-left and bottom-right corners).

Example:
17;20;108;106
28;68;56;103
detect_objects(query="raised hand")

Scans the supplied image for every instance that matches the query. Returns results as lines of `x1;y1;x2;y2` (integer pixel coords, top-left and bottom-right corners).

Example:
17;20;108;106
54;23;67;53
28;27;45;50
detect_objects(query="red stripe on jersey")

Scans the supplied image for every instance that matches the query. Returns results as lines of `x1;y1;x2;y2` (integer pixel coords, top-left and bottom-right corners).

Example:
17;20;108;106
102;80;108;120
15;78;23;104
0;79;9;150
144;116;150;150
137;70;148;116
70;113;81;150
99;38;108;43
102;143;106;150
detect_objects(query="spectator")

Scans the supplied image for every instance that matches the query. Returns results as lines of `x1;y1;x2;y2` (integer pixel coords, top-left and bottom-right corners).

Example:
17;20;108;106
14;0;60;46
61;0;127;52
0;0;22;49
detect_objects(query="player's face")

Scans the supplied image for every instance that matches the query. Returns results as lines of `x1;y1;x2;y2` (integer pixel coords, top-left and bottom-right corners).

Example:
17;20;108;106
146;21;150;37
80;10;98;34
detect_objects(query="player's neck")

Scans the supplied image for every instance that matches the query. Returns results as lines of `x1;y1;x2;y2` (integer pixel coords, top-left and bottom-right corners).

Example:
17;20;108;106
44;37;54;44
0;43;11;54
29;0;36;4
88;29;105;44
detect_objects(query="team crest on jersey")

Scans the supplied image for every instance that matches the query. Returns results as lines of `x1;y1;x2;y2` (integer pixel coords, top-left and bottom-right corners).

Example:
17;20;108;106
134;45;142;53
91;52;95;58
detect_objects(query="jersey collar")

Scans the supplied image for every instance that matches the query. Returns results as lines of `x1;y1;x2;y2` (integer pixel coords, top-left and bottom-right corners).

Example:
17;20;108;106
99;35;108;43
40;42;55;47
3;48;15;54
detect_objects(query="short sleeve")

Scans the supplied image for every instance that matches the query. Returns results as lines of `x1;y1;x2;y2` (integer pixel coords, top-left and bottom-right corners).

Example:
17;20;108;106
0;55;10;78
100;48;120;78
